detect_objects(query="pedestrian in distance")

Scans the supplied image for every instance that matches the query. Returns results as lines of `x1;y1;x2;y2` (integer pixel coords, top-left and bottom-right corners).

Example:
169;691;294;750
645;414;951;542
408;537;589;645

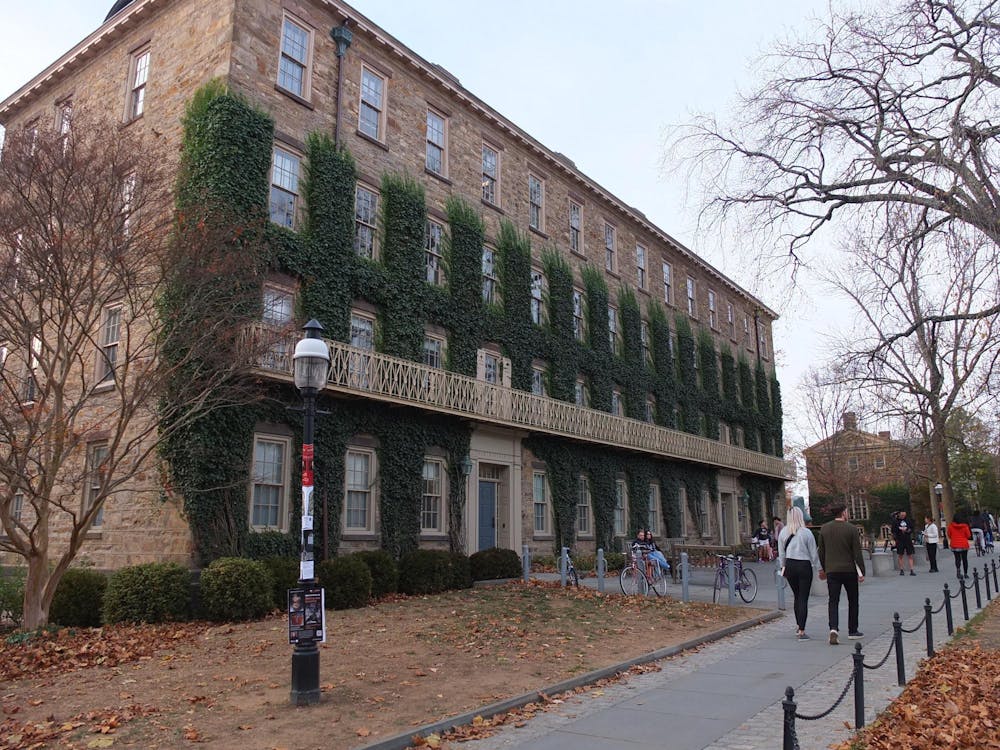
771;515;784;557
754;520;773;561
892;510;916;576
778;506;819;641
923;516;940;573
947;513;972;579
818;505;866;645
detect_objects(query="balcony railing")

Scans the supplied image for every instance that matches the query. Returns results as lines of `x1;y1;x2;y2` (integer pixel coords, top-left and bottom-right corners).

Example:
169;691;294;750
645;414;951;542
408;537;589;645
248;325;792;480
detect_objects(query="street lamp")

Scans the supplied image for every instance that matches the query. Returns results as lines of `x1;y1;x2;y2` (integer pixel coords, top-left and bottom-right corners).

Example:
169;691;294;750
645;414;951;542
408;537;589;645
934;482;943;520
290;319;330;706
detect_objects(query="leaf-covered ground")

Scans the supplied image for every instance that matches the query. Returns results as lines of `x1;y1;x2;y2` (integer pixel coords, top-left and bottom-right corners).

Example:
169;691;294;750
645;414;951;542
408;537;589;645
0;582;753;750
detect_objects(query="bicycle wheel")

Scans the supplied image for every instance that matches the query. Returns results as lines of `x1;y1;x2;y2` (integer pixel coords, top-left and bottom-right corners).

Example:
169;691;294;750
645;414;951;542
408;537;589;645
712;569;727;603
569;564;579;587
620;566;643;595
650;566;668;597
738;567;758;603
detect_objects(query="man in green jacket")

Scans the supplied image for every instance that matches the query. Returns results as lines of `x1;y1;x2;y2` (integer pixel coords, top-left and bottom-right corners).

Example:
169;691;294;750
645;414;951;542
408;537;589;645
818;505;866;645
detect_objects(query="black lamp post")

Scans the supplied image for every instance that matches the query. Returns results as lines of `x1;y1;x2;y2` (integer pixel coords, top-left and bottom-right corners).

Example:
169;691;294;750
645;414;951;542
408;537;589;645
290;319;330;706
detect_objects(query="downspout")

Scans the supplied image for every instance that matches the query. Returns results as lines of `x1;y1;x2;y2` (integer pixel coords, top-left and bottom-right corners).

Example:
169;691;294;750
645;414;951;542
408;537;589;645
330;21;353;148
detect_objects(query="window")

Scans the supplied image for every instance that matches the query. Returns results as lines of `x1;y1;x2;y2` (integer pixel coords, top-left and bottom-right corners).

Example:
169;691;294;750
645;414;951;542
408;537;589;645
640;320;651;365
686;277;696;317
644;396;655;423
425;108;446;175
708;290;717;329
611;388;623;417
530;269;545;325
533;471;550;535
699;489;710;536
576;475;591;536
251;436;289;530
572;288;585;342
421;459;445;533
354;185;378;258
24;335;41;403
743;313;752;348
359;66;386;140
483;352;500;384
608;305;619;353
482;246;498;304
85;442;109;528
848;456;860;471
128;47;150;119
759;328;769;358
12;492;23;524
574;377;589;407
874;455;886;470
120;172;137;237
679;485;690;536
636;244;647;290
350;312;375;351
423;334;444;369
531;365;546;397
57;100;72;151
345;449;375;531
528;174;544;231
425;220;444;285
481;143;499;205
262;286;293;326
269;146;301;228
662;262;673;305
648;483;661;536
278;16;311;98
614;479;628;536
727;302;735;339
99;305;122;383
604;223;616;272
25;120;38;155
849;493;870;522
569;201;582;254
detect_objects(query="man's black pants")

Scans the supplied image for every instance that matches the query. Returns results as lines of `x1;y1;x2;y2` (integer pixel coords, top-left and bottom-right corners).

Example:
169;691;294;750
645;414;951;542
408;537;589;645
826;571;860;634
926;542;938;572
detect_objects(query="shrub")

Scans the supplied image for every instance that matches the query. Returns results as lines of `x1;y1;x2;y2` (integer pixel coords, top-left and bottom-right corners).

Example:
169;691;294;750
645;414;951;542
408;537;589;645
604;552;627;573
469;548;522;581
103;562;191;624
50;569;107;627
245;530;297;560
352;550;398;599
398;549;451;595
447;552;472;590
0;568;25;628
261;557;301;609
200;557;273;622
531;554;556;572
317;556;371;610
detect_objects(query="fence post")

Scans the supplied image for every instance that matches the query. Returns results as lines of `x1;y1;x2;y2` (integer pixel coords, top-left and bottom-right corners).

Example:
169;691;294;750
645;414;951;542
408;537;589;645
973;568;983;609
960;577;970;621
986;564;992;601
560;547;568;588
522;545;531;583
992;559;998;592
944;583;955;635
775;557;786;611
893;612;905;687
727;556;736;606
596;548;606;593
853;643;865;729
924;597;934;658
681;552;690;603
782;686;797;750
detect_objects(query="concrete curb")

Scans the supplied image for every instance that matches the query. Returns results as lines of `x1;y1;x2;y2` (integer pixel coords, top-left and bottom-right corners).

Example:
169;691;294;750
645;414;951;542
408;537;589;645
356;608;784;750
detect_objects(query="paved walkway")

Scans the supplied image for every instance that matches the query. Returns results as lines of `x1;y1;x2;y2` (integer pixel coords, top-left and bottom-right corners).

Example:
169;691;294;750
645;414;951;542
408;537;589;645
457;553;998;750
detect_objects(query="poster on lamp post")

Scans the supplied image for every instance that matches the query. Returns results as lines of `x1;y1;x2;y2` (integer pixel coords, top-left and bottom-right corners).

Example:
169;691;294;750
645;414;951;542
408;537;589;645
288;587;326;645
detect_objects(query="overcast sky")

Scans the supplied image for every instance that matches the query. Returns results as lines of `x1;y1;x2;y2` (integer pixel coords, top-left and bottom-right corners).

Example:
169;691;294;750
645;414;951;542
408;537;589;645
1;0;864;484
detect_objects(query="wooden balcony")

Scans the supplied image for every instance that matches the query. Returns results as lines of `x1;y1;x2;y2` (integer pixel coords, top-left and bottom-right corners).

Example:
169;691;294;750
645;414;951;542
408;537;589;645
248;325;792;480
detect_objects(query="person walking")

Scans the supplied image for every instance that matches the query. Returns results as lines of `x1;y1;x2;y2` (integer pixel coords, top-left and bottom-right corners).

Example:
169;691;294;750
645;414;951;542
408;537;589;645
818;505;866;645
892;510;916;576
778;506;819;641
923;516;939;573
754;520;773;561
947;513;972;579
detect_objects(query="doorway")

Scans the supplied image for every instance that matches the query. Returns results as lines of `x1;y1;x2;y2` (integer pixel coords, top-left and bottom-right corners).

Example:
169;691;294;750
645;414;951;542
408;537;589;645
478;480;497;551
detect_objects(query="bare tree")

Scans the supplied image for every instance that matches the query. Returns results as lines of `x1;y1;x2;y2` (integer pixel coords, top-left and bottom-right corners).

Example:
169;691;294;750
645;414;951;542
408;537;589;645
0;115;269;628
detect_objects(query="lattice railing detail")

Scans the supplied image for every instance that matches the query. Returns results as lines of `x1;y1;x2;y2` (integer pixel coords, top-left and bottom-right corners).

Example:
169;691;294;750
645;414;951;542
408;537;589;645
245;325;791;479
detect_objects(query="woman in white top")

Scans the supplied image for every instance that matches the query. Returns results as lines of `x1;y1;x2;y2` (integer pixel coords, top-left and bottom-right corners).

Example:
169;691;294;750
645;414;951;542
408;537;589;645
923;516;939;572
778;507;821;641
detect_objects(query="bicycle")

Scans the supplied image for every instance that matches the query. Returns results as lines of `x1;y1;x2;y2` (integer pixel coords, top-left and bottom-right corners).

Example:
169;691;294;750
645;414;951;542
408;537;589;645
619;544;668;596
559;549;579;587
712;554;758;604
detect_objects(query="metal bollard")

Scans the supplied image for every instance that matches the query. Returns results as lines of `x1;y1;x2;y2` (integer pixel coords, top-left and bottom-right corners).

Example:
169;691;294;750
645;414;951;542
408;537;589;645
986;564;992;601
893;612;905;686
596;548;606;593
727;556;736;605
560;547;569;588
522;544;531;583
681;552;690;603
974;569;983;609
775;557;786;611
961;577;970;621
924;598;934;657
944;584;955;635
782;686;797;750
993;559;999;592
853;643;865;729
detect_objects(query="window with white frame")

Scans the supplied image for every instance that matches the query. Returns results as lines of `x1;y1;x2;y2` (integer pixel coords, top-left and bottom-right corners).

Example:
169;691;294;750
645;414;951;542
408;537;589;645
686;277;696;317
874;454;886;469
344;448;375;532
483;351;500;384
269;146;301;228
263;285;294;326
359;66;386;140
662;262;673;305
128;47;151;119
611;388;623;417
58;100;72;152
98;304;122;383
614;478;628;536
278;16;311;98
569;201;582;254
648;483;660;536
530;269;545;325
350;311;375;350
572;288;585;341
640;320;651;365
531;365;547;397
608;305;619;353
120;172;137;237
636;244;647;289
533;471;550;535
708;290;718;329
425;220;444;285
423;334;445;369
848;456;860;471
576;475;591;536
12;492;23;523
85;442;109;528
699;489;710;536
354;185;379;259
425;108;446;175
528;174;544;231
644;395;655;423
743;313;752;347
574;377;589;407
604;222;616;272
251;435;289;530
849;493;870;521
482;246;498;304
759;328;769;358
421;459;445;533
726;302;735;339
482;142;499;205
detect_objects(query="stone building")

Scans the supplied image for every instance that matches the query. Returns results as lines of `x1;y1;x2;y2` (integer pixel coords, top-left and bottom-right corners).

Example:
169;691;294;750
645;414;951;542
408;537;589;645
0;0;789;569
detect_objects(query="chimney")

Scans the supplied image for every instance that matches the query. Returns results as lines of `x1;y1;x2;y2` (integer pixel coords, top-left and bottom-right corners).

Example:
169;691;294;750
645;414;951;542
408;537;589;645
842;412;857;431
878;431;891;440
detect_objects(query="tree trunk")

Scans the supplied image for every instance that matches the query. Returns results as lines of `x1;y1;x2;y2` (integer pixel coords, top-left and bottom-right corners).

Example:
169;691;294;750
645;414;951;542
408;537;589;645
929;421;954;525
22;552;53;630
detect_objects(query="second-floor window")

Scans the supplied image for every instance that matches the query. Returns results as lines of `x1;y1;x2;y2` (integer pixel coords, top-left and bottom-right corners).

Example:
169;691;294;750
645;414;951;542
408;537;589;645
425;220;444;285
708;290;718;329
569;201;582;254
533;472;550;534
425;109;446;175
614;479;628;536
636;244;647;290
640;320;651;364
686;277;696;317
58;100;73;151
608;305;619;353
848;456;860;471
278;16;311;98
354;185;378;258
359;66;386;140
605;223;616;272
645;396;655;423
85;442;109;528
99;305;122;383
422;335;444;369
572;288;585;341
577;475;591;536
528;174;544;231
662;262;673;305
727;302;735;339
648;483;661;536
262;286;293;326
421;459;445;533
345;449;375;531
350;312;375;351
482;246;498;304
611;388;623;417
874;455;886;469
531;365;546;397
575;377;589;407
269;146;300;228
759;328;769;358
251;435;289;530
530;270;545;325
128;47;150;119
482;143;498;205
483;352;500;384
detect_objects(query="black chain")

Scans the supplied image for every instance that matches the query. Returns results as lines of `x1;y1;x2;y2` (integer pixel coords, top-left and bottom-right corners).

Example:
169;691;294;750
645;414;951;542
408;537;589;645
900;614;926;633
863;639;895;670
795;669;855;721
932;599;947;614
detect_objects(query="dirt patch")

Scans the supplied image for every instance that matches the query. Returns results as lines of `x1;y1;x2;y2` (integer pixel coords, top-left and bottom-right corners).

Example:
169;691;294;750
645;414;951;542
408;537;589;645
0;582;761;750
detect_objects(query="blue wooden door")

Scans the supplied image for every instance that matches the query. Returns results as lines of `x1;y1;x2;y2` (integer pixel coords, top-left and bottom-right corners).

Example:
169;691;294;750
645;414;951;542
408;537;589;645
478;480;497;551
